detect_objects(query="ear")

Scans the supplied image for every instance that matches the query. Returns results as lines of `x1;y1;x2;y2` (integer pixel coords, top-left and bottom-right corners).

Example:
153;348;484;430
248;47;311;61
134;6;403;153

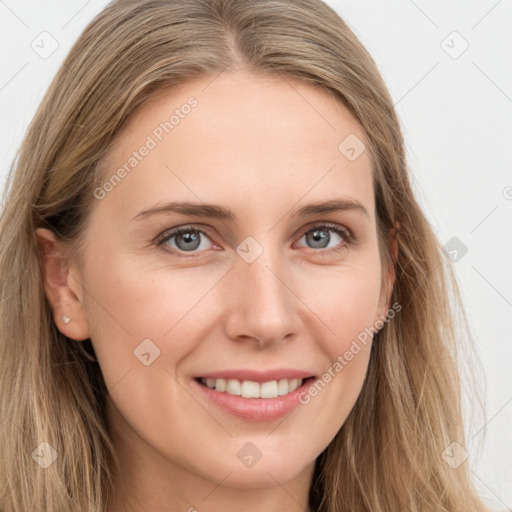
376;222;400;318
35;227;90;341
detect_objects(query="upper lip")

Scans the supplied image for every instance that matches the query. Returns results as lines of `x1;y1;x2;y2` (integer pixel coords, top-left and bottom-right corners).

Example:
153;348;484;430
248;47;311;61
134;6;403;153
195;369;315;383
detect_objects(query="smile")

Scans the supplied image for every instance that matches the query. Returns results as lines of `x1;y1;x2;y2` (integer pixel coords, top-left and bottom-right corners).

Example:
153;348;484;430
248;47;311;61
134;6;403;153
198;377;304;398
192;374;317;422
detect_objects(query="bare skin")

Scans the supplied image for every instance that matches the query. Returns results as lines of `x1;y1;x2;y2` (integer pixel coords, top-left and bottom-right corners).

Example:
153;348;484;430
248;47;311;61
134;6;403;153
36;70;397;512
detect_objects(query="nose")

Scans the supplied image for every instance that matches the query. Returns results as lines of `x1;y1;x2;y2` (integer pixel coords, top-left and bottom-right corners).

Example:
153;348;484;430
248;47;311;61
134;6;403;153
222;246;302;348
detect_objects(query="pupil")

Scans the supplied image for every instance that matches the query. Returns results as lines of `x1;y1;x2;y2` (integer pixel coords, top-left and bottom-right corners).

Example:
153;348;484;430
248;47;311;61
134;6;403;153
177;231;200;251
308;228;329;248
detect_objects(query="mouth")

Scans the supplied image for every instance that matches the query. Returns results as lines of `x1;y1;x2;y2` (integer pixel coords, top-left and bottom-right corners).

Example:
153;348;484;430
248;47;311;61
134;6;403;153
192;375;317;421
191;368;318;421
194;376;316;398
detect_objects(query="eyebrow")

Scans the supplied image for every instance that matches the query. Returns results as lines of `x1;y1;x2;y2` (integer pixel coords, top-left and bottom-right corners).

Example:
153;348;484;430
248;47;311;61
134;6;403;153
131;198;370;222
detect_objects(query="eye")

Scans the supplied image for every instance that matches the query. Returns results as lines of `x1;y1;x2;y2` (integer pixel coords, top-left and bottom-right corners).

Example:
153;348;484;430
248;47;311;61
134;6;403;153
156;226;215;255
295;223;352;254
156;222;353;257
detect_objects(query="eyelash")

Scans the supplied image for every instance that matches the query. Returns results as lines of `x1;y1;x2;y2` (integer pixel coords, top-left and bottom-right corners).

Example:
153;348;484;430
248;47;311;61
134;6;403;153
155;222;355;258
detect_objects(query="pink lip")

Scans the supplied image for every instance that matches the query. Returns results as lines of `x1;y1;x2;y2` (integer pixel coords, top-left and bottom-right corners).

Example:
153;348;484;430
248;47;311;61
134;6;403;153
195;368;315;383
191;374;316;422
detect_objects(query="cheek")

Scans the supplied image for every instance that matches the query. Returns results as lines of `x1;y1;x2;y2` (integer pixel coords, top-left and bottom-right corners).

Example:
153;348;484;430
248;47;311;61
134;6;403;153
83;253;226;386
294;263;382;426
85;242;383;403
303;262;383;352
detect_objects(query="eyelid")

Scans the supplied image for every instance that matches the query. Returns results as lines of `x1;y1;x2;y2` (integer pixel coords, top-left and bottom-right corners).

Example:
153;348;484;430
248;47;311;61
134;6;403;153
155;221;355;256
155;224;218;255
294;221;353;243
292;222;354;258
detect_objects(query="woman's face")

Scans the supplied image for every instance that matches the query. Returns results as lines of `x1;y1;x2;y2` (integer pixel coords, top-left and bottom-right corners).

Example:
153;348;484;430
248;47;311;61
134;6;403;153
43;71;395;494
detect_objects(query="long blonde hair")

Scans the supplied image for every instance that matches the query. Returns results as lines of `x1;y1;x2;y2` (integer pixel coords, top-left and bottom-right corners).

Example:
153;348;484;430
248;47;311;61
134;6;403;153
0;0;488;510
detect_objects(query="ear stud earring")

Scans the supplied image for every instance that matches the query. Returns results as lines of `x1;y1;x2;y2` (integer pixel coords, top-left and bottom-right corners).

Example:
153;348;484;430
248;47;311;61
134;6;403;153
62;315;70;324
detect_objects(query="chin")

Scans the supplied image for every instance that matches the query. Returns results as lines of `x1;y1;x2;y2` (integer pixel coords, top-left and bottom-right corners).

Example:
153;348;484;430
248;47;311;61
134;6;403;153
220;444;316;488
220;460;311;489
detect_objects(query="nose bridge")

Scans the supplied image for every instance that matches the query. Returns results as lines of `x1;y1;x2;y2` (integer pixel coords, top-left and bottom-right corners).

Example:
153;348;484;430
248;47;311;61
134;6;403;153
223;239;300;344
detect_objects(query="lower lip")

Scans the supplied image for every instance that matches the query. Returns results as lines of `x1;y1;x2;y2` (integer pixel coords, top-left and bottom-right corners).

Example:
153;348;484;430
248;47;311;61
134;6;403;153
192;378;316;422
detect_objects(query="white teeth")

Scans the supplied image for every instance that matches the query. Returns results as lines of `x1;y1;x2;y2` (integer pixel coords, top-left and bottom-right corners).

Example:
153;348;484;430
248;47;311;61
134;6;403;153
260;380;279;398
200;377;304;398
241;380;260;398
226;379;241;395
278;379;289;396
215;378;227;392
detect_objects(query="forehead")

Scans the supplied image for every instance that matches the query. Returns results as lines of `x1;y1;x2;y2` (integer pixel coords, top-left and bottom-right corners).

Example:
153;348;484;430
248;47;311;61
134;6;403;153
97;71;375;224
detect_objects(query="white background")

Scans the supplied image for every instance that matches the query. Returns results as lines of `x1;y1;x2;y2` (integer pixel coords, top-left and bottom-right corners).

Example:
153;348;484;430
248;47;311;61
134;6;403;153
1;1;511;510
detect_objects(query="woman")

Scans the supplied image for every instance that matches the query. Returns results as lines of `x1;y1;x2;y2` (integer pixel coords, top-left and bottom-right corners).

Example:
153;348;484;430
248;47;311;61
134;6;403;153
0;0;488;510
